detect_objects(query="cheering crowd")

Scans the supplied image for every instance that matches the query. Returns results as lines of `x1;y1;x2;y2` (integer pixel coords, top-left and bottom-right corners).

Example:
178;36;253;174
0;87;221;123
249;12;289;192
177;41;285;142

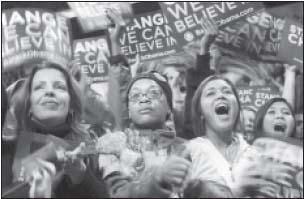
1;2;303;198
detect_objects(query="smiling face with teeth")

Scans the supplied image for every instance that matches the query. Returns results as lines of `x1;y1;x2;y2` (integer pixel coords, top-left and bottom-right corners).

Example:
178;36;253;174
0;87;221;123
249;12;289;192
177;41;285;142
199;79;239;134
262;101;295;139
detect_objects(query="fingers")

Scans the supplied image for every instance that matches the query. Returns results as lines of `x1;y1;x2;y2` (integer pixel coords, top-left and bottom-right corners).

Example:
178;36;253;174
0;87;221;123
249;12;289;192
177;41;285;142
169;176;184;187
169;156;192;169
200;18;218;35
29;168;53;198
36;159;56;177
284;64;297;72
160;156;191;187
65;142;86;162
106;8;125;27
130;54;140;77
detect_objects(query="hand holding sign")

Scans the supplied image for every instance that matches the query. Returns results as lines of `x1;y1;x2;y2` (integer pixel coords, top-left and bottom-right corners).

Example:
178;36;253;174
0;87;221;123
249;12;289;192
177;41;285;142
284;64;297;74
107;8;126;43
200;18;219;55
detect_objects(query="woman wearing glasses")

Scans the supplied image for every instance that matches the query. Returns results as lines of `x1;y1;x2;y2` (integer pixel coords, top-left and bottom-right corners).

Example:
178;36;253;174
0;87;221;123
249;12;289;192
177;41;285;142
98;72;192;198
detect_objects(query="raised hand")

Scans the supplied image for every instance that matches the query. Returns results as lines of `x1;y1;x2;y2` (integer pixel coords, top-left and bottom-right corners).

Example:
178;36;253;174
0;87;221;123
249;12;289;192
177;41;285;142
199;18;219;55
106;8;125;43
27;159;56;198
130;54;141;77
284;64;297;74
200;19;218;55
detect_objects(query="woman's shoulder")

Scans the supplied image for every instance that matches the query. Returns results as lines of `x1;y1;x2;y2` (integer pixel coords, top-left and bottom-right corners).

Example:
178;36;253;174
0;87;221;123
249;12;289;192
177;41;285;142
186;136;215;154
188;136;210;146
234;133;249;151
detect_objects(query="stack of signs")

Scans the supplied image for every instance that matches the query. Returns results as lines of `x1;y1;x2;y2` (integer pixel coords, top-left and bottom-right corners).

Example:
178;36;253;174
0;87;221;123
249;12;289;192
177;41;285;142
241;137;303;197
118;10;179;63
159;2;264;47
73;36;117;128
216;11;286;62
278;19;303;66
68;2;133;33
2;8;72;71
237;86;280;110
73;36;110;103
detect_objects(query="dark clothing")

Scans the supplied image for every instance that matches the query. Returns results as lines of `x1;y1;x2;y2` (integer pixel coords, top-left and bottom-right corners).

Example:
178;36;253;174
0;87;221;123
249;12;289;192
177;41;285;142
1;117;109;198
1;141;15;188
180;54;214;140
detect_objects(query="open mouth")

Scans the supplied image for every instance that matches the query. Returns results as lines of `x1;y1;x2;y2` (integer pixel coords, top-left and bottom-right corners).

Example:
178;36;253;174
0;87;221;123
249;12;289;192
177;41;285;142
215;104;229;115
273;123;286;132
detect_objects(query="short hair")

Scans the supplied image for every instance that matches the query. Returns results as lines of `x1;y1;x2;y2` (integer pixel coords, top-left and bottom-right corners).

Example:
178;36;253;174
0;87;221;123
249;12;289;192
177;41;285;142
191;75;241;137
12;62;82;131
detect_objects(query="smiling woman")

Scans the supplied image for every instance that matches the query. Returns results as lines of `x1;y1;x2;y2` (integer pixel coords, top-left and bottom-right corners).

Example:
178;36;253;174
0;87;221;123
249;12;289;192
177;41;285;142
13;62;81;133
5;62;109;198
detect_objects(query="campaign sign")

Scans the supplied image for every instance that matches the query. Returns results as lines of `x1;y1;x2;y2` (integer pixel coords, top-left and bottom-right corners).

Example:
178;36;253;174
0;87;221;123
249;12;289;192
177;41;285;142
2;8;72;70
160;2;264;46
68;2;133;32
278;19;303;66
73;36;110;83
252;138;303;197
216;11;286;62
118;11;179;63
237;86;280;109
73;36;111;106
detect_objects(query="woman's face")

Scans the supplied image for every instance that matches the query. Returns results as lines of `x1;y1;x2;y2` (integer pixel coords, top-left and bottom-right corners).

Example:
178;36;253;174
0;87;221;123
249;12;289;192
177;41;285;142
262;101;295;139
30;68;70;127
128;79;169;129
200;79;239;134
242;109;256;134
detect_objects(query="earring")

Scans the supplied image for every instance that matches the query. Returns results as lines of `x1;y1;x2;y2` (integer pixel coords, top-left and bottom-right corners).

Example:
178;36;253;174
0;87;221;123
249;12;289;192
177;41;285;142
28;111;33;119
67;110;74;123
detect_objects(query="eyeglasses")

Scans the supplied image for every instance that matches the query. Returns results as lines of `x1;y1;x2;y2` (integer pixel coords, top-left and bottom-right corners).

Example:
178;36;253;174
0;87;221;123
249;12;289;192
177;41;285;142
129;89;163;102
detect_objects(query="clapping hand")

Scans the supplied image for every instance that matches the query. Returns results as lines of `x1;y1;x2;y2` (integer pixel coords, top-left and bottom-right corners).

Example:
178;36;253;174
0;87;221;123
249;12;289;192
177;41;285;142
156;155;191;190
24;159;56;198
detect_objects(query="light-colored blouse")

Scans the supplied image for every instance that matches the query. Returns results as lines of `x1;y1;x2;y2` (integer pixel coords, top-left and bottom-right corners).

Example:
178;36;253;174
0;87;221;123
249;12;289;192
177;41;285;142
187;133;249;188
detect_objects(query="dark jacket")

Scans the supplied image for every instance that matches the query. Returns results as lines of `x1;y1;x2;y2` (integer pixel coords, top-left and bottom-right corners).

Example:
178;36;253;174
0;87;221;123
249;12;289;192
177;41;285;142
181;54;214;140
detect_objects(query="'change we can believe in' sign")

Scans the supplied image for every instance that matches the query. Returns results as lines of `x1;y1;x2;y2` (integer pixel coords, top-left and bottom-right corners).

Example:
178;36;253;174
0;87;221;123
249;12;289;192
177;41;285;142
118;10;179;63
73;36;111;104
2;8;72;70
160;2;264;46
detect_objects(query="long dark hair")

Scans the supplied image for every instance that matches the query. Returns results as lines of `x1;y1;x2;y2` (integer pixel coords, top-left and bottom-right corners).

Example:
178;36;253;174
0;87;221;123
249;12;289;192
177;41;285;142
191;75;241;137
253;97;296;140
12;62;82;131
